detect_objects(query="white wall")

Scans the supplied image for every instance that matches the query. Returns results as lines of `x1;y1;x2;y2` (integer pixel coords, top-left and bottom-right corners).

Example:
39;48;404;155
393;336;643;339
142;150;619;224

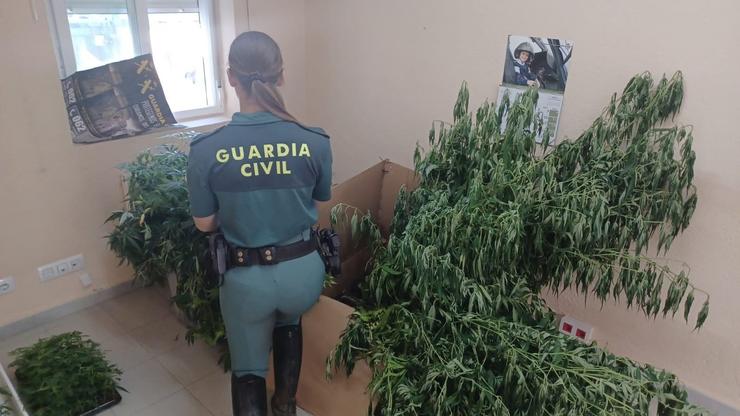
219;0;307;119
303;0;740;408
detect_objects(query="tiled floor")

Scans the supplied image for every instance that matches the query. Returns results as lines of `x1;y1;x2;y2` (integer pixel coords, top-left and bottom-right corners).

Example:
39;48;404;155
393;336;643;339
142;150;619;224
0;287;312;416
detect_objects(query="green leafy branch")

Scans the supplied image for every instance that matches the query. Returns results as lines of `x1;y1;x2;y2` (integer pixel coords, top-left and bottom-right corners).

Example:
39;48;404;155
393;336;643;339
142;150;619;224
328;72;710;415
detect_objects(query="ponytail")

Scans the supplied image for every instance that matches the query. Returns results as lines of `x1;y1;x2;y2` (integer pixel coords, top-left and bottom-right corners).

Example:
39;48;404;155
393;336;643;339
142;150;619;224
228;32;303;126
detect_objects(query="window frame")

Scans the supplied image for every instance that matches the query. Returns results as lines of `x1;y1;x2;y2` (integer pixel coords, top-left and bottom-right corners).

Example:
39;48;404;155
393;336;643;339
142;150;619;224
46;0;223;121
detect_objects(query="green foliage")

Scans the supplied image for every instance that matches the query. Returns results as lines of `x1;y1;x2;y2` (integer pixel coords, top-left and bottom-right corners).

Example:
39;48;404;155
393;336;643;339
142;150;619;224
0;386;11;416
329;73;710;415
106;145;199;286
105;144;226;349
9;332;122;416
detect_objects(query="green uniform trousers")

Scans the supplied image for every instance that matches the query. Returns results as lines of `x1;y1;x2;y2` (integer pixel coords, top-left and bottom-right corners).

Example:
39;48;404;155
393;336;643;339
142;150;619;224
219;230;325;378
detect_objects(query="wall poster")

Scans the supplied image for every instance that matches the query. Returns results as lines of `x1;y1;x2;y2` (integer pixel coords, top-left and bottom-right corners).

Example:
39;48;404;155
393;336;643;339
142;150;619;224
497;35;574;144
61;54;176;144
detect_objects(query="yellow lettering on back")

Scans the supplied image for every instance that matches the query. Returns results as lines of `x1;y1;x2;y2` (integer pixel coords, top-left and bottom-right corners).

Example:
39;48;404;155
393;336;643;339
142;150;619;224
216;149;229;163
231;147;245;161
291;143;297;156
298;143;311;157
248;145;261;159
281;160;292;174
277;143;290;157
241;163;252;177
260;161;274;174
263;144;275;158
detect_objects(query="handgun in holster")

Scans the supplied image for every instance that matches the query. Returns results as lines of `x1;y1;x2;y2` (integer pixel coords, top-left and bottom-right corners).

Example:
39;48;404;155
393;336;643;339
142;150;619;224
315;227;342;277
208;231;228;287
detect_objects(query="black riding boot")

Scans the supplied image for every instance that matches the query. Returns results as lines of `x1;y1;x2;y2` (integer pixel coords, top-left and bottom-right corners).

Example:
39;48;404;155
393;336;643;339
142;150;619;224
231;373;267;416
271;323;302;416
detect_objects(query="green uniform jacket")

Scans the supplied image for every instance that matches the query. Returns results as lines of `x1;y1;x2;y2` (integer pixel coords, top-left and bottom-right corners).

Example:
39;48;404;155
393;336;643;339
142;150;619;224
187;112;332;247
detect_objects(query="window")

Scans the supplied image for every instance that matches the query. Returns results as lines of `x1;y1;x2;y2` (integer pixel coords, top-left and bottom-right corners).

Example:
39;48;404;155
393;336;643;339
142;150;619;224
47;0;222;120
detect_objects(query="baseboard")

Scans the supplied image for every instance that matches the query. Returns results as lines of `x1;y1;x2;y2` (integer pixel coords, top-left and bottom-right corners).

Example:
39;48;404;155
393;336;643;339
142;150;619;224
0;281;136;340
687;385;740;415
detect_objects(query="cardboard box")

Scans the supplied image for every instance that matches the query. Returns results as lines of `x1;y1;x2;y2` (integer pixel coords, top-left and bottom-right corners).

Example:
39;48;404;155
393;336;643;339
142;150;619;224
275;160;416;416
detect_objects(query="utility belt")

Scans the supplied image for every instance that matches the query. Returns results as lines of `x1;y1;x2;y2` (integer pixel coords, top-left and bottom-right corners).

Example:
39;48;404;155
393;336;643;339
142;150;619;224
229;233;318;267
208;228;341;286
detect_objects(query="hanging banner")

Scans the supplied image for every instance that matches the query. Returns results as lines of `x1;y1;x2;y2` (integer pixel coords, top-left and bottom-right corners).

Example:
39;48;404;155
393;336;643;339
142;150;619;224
497;35;574;144
61;54;177;144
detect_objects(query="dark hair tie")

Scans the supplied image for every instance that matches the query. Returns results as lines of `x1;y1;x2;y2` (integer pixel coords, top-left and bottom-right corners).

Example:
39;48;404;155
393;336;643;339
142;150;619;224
243;72;265;84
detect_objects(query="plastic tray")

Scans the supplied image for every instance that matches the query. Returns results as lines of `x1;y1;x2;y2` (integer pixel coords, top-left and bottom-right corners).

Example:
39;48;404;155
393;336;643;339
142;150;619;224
78;390;122;416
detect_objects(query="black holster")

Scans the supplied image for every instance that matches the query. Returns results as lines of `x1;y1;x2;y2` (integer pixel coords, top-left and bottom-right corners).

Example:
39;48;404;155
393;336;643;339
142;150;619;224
315;227;341;277
208;231;228;287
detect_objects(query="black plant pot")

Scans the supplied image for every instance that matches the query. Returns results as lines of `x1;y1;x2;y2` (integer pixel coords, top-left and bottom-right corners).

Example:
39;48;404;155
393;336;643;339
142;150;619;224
78;390;122;416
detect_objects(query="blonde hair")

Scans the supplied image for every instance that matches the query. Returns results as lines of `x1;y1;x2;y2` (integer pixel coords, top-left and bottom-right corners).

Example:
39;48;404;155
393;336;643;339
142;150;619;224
228;31;300;124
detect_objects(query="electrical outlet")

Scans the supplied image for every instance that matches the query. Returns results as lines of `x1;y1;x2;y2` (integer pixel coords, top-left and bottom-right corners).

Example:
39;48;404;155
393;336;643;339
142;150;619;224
38;254;85;282
69;254;84;271
56;262;70;275
38;265;58;281
0;277;15;295
559;316;594;343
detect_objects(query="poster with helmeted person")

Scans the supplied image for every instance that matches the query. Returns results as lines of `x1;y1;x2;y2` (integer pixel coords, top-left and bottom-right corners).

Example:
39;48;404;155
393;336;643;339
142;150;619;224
502;35;573;92
498;35;574;144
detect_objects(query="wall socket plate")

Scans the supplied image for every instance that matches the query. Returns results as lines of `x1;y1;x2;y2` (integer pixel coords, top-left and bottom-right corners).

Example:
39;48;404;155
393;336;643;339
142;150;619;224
559;315;594;342
69;255;84;271
38;265;56;281
38;254;85;282
0;276;16;295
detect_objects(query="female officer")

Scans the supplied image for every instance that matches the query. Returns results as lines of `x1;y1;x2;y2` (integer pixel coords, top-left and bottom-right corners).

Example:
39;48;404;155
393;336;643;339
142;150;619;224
187;31;332;416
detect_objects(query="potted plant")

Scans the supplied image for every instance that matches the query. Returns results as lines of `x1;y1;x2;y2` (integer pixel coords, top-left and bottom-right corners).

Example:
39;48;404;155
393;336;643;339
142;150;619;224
106;144;196;288
105;145;226;351
9;332;123;416
329;73;711;415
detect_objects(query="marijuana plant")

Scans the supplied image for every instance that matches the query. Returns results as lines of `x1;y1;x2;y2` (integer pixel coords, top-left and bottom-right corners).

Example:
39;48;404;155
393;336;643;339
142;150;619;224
329;72;710;415
10;332;123;416
106;145;225;347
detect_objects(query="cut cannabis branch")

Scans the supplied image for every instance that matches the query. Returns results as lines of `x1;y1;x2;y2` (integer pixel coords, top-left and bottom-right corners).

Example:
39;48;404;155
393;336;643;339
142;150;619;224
329;72;710;415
